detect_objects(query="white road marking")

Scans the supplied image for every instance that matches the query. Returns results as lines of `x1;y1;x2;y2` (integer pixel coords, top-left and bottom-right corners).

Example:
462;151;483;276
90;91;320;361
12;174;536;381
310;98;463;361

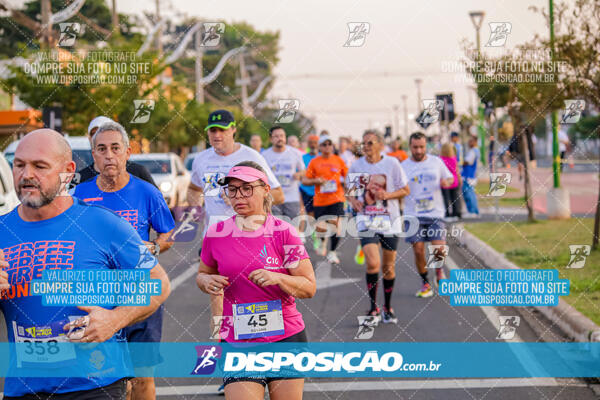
315;260;361;290
154;377;577;396
170;262;199;291
445;256;553;378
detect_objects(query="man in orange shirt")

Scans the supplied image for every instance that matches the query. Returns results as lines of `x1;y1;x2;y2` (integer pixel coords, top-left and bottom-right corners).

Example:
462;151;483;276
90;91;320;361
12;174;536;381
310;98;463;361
387;138;408;162
303;135;348;265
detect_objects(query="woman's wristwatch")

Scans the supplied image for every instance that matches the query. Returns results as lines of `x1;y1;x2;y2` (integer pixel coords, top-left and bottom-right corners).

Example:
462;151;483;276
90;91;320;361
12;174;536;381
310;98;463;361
151;240;161;257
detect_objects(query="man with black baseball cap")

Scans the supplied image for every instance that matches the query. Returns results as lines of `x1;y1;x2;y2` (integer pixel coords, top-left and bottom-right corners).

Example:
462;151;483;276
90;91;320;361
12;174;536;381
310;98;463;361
187;110;284;372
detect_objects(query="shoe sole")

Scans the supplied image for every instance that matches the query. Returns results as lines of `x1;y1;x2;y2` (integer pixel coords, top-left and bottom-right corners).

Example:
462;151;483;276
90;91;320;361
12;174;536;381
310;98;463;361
416;292;434;298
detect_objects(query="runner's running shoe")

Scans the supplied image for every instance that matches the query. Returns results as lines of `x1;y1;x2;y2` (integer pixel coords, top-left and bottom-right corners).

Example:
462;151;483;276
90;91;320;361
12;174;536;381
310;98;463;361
361;308;381;327
382;308;398;324
326;250;340;265
354;245;365;265
415;282;433;298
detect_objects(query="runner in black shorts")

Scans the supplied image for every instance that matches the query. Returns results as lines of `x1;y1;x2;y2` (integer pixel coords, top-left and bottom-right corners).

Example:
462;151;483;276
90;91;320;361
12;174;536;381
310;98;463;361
303;135;348;265
346;131;409;325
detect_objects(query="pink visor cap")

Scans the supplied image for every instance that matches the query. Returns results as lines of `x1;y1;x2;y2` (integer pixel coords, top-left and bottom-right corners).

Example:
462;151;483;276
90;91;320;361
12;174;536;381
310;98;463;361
218;166;269;186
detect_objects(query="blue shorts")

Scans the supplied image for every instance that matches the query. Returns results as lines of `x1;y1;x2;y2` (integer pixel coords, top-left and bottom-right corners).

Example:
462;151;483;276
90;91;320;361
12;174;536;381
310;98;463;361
404;217;446;243
123;305;164;367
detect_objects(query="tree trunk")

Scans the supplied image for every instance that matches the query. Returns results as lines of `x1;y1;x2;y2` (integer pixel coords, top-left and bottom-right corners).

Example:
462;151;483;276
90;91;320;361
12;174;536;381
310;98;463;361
593;156;600;249
520;128;536;223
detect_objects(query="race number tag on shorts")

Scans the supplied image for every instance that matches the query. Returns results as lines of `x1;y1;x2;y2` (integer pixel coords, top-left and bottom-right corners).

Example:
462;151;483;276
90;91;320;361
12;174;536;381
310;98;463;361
415;196;434;213
13;319;77;367
277;174;292;187
321;180;337;193
232;300;285;340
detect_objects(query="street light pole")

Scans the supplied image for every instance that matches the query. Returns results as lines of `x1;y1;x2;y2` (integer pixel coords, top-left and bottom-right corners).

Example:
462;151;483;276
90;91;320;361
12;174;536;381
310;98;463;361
469;10;486;165
549;0;560;188
414;79;422;111
195;29;204;103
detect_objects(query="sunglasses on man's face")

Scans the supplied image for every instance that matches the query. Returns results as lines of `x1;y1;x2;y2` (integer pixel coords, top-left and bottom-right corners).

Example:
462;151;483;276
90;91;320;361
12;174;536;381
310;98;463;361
361;140;376;147
320;142;333;147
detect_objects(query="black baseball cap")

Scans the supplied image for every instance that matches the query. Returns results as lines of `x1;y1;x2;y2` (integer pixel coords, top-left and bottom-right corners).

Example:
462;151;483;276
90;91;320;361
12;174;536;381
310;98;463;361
205;109;236;131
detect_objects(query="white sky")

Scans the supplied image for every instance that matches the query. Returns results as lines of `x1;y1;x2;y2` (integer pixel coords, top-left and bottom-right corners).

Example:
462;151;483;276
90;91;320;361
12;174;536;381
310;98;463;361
97;1;550;138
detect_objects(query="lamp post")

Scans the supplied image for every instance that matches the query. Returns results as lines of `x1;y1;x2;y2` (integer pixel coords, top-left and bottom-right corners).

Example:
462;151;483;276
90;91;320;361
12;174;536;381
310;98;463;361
414;78;422;112
469;10;486;165
549;0;560;188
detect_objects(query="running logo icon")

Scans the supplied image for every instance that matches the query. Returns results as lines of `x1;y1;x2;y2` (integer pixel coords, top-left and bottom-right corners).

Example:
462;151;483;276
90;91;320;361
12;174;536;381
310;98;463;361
131;100;155;123
283;244;307;269
343;22;370;47
58;23;83;47
426;245;448;269
169;207;200;242
346;173;370;196
210;316;232;340
566;245;590;269
417;100;444;124
275;100;300;123
203;173;224;196
497;316;520;340
136;245;156;269
202;23;225;47
561;100;585;124
488;173;512;197
191;345;222;375
354;318;376;339
59;172;81;195
486;22;512;47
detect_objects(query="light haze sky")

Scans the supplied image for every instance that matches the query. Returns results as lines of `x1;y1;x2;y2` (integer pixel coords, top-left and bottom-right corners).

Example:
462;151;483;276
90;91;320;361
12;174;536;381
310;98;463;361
99;1;550;138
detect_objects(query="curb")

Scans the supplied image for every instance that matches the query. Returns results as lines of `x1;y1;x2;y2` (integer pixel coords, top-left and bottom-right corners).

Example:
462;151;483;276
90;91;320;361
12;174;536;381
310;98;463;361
455;224;600;342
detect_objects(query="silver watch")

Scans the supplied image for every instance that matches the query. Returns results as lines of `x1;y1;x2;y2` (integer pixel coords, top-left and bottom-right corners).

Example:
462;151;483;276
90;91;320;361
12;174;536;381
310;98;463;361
152;241;160;257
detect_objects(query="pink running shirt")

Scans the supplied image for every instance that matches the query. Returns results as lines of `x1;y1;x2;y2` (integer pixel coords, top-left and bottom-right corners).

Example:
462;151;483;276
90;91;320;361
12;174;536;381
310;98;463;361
201;214;310;343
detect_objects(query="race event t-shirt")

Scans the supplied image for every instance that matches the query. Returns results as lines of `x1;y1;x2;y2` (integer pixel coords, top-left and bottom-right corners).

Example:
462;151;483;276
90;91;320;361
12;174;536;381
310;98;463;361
347;155;408;234
0;199;157;397
201;214;309;343
305;154;348;207
402;155;453;219
74;175;175;240
261;146;305;203
190;144;281;233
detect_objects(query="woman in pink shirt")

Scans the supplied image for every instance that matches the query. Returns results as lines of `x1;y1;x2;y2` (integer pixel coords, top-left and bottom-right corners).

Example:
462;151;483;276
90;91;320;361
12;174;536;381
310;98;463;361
440;143;462;221
196;161;316;400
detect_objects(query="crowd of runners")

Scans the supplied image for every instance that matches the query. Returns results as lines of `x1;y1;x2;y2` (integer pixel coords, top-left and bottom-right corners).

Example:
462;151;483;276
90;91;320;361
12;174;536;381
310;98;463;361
0;108;481;399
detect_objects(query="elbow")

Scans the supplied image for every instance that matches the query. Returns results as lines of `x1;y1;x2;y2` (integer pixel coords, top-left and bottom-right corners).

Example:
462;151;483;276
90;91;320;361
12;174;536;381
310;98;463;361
161;275;172;304
300;281;317;299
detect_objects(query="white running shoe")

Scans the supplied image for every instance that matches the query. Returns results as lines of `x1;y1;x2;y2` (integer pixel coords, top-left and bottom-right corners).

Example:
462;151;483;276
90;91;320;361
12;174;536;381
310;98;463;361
326;251;340;265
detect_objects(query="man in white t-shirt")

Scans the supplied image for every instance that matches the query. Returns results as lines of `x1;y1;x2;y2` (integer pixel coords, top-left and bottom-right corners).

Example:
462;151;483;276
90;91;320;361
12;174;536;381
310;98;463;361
186;110;284;358
346;131;409;326
262;125;305;220
402;132;454;298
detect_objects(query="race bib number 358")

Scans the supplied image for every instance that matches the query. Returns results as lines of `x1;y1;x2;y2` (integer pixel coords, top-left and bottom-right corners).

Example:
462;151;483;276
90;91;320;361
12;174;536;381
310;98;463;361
13;320;77;367
232;300;285;340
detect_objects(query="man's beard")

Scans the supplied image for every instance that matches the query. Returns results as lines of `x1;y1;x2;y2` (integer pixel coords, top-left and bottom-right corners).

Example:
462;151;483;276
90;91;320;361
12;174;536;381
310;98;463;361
412;152;425;161
17;178;61;209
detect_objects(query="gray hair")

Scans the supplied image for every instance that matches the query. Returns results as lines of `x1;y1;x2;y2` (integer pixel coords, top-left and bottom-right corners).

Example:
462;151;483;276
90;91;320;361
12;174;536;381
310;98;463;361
92;121;130;148
363;130;384;143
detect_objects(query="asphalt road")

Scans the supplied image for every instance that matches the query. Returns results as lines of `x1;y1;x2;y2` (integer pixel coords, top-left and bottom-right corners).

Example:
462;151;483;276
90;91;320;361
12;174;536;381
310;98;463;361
1;217;598;399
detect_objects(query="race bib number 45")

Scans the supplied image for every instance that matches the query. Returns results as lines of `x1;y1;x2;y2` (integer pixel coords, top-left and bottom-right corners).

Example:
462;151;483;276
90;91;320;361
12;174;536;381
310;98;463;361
232;300;285;340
